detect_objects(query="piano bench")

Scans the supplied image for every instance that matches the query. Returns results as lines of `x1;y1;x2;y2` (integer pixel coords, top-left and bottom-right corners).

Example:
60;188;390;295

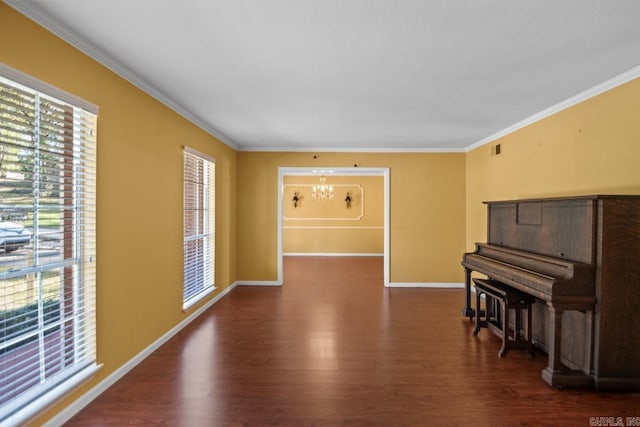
472;278;535;358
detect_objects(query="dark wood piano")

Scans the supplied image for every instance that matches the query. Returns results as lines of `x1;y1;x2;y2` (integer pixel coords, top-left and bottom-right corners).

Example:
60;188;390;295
462;195;640;389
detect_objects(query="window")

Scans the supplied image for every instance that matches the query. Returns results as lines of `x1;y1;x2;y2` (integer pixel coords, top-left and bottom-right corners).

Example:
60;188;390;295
0;66;97;424
183;148;215;309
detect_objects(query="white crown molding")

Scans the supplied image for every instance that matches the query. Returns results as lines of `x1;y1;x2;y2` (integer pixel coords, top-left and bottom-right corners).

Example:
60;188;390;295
238;145;466;153
5;0;239;151
465;65;640;152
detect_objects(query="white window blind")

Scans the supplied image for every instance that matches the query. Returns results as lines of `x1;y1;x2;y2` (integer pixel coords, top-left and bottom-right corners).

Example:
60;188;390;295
0;69;97;424
183;148;215;309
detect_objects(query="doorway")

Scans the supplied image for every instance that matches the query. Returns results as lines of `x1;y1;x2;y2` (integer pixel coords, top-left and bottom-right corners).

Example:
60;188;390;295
277;167;390;287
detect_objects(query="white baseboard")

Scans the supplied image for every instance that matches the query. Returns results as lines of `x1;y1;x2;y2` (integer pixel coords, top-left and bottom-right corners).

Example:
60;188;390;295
43;281;239;427
387;282;464;288
236;280;282;286
283;253;383;257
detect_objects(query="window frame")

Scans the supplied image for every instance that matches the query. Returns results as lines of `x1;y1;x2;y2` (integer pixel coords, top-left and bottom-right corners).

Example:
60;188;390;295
182;147;215;310
0;64;99;425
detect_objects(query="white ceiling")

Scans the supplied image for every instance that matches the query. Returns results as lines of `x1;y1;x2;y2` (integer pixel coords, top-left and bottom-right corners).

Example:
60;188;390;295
8;0;640;152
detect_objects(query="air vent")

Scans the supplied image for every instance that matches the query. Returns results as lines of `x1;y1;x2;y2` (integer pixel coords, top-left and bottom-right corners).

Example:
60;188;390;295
491;144;502;156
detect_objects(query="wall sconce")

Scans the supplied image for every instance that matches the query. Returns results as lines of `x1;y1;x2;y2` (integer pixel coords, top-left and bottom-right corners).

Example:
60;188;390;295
345;192;352;209
292;191;301;208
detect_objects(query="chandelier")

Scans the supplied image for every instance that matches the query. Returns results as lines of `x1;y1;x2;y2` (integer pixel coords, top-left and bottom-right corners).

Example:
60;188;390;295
312;176;334;201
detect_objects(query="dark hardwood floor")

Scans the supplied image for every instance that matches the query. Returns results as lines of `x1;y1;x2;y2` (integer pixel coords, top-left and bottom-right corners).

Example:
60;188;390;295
66;257;640;426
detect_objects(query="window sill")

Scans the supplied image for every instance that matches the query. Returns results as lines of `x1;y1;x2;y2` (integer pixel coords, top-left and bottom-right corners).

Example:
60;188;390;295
3;362;102;426
182;286;216;312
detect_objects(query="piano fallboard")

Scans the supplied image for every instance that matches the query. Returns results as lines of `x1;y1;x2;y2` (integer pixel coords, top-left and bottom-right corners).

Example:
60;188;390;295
462;243;595;302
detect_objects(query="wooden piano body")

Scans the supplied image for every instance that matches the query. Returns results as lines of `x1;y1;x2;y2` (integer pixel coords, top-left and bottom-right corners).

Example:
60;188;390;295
462;195;640;389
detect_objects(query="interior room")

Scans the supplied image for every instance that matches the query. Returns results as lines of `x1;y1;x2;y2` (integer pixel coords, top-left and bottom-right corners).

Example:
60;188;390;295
1;1;639;425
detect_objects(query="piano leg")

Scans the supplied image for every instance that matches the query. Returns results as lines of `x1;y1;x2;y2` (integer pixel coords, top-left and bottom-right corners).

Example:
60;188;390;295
526;303;534;358
498;298;509;358
462;268;475;319
546;306;563;373
541;304;593;388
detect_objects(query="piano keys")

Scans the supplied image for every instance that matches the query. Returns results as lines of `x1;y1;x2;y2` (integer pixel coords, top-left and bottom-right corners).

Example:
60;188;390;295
462;195;640;390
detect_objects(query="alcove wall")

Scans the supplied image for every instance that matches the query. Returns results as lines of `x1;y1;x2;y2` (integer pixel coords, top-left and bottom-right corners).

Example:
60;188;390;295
283;175;384;254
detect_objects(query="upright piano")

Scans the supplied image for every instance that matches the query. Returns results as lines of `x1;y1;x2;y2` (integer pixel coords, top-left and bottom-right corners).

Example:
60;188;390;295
462;195;640;389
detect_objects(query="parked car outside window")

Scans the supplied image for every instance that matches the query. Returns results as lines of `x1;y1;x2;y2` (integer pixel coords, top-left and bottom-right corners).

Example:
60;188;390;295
0;221;32;252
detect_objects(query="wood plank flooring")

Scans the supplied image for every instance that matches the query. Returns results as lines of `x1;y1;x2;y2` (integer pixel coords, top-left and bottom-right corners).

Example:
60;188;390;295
66;256;640;426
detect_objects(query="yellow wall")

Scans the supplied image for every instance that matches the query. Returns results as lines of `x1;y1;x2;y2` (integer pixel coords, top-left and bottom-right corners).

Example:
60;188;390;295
283;175;384;254
12;2;639;424
238;152;467;283
466;78;640;250
0;4;237;425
